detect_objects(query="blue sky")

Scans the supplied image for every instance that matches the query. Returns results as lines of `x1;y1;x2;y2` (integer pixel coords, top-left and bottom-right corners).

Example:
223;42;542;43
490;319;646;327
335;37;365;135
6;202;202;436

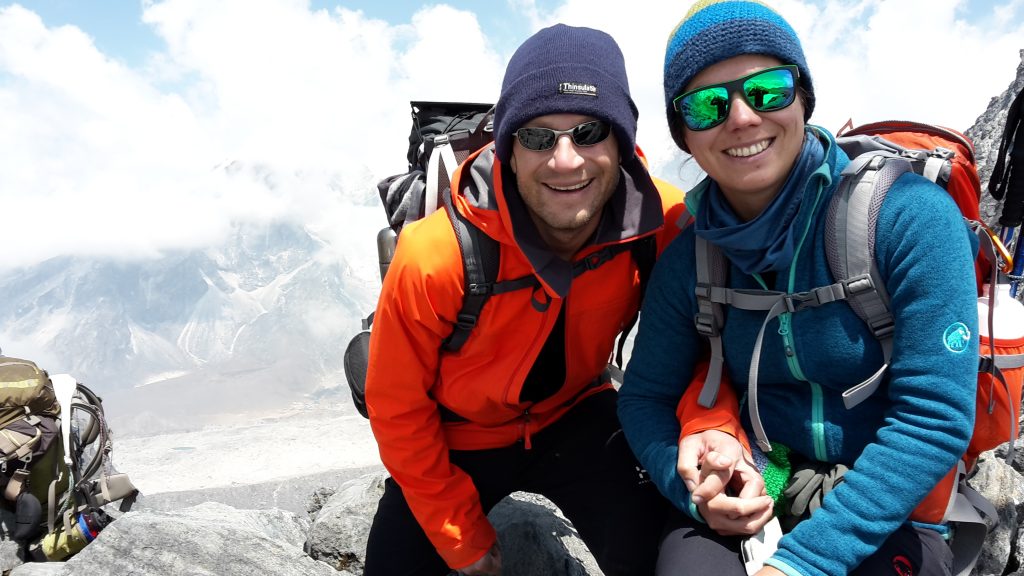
1;0;1023;270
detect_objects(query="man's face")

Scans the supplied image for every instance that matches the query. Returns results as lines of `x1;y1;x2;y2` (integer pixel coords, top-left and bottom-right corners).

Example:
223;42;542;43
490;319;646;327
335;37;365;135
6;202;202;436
509;113;620;255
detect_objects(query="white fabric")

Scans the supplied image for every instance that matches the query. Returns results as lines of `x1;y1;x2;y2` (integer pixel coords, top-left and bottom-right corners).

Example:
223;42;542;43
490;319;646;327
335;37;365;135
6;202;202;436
50;374;77;469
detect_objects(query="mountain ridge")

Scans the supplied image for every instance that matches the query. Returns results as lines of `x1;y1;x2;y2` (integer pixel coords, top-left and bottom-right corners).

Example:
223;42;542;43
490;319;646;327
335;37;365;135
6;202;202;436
0;219;378;436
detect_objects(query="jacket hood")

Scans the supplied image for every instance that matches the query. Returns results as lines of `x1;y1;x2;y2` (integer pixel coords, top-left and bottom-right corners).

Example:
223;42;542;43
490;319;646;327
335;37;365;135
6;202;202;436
449;143;666;298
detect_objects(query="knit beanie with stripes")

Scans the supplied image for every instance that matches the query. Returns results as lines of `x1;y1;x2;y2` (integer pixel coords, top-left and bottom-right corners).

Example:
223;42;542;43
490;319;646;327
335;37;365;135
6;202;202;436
664;0;815;150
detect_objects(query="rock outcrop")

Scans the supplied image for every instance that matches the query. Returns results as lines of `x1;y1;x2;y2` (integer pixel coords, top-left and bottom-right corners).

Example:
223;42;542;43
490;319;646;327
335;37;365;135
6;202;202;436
8;502;338;576
0;471;603;576
969;49;1024;227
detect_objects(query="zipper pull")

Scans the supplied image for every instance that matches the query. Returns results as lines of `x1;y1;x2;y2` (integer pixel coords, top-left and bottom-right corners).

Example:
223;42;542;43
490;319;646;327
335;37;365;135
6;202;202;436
777;314;791;336
778;315;794;357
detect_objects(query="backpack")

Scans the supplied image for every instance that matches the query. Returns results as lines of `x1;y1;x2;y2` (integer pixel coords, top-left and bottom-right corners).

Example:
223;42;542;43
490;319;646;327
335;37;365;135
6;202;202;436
691;121;1023;576
0;357;139;562
343;101;656;419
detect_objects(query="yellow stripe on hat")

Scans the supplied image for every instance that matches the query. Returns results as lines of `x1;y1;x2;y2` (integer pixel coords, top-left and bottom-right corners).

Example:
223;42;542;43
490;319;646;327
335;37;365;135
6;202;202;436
667;0;776;48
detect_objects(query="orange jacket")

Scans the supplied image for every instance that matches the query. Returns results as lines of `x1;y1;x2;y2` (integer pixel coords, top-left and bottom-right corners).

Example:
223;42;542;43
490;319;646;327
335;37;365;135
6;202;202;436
365;144;728;568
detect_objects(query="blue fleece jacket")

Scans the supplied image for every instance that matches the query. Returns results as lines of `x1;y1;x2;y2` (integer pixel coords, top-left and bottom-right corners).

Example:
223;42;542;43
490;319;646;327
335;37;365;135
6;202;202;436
618;127;979;576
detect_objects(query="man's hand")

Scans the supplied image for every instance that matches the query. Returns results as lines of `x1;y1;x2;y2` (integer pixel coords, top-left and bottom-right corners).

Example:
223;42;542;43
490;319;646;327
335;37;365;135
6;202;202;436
455;543;502;575
678;430;774;536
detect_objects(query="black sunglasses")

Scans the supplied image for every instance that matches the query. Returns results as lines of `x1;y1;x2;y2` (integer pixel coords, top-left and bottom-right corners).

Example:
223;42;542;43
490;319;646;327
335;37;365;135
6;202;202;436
672;65;800;131
513;120;612;151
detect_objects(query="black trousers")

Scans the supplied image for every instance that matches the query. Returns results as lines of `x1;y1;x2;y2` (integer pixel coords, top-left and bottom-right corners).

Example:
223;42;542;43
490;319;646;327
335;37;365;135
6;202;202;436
364;390;670;576
655;507;953;575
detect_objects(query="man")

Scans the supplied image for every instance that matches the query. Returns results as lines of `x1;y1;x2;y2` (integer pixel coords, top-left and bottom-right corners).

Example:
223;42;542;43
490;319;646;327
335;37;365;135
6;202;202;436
362;23;744;576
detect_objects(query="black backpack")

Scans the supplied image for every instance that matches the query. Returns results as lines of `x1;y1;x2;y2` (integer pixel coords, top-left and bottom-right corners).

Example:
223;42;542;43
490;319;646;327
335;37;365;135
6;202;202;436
343;101;655;418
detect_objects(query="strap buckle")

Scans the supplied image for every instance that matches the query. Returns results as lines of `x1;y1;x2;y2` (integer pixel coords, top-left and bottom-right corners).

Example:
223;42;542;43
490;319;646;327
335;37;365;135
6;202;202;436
694;312;719;337
782;283;849;313
844;275;895;338
844;274;875;296
783;291;818;313
454;313;478;331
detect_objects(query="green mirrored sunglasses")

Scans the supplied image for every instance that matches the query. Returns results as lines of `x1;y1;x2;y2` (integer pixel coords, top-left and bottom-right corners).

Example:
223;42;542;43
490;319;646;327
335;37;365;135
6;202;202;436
672;65;800;131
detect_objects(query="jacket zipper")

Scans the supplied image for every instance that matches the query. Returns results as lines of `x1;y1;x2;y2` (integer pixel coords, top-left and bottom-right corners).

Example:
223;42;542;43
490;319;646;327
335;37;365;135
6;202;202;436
778;314;826;461
777;314;805;379
810;382;826;460
754;158;830;461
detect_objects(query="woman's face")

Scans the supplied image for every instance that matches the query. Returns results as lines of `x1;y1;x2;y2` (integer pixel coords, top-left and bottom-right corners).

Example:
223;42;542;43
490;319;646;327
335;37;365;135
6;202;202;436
681;54;806;221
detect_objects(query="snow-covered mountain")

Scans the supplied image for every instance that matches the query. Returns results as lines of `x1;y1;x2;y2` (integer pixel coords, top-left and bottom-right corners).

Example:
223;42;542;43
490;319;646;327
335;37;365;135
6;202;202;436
0;220;379;437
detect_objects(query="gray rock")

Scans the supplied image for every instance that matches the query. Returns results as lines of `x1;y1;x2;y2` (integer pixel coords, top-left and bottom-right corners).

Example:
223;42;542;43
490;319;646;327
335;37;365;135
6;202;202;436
305;471;604;575
0;534;23;572
8;563;68;576
137;465;380;516
489;492;601;576
306;486;338;518
305;472;384;573
53;503;335;576
969;49;1024;225
972;452;1024;576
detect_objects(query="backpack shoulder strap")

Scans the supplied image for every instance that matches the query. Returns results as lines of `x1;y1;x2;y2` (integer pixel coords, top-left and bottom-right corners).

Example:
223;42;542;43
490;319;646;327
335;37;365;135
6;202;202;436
694;234;729;409
441;192;538;352
425;135;462;220
825;152;910;408
441;191;499;353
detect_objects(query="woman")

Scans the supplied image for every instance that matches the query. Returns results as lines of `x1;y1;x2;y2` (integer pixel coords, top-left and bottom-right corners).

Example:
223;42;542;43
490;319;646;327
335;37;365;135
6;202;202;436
617;1;979;575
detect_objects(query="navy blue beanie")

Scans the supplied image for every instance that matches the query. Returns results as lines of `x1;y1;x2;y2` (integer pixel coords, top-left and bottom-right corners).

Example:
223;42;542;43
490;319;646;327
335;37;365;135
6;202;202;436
664;0;815;151
494;24;638;165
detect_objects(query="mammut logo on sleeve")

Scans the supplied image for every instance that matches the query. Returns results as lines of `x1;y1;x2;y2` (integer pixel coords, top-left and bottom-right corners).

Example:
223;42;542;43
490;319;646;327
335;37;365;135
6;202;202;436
943;322;971;353
558;82;598;97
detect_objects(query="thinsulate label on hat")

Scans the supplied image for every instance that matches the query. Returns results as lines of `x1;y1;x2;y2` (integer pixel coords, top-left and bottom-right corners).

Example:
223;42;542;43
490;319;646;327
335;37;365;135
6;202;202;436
558;82;597;97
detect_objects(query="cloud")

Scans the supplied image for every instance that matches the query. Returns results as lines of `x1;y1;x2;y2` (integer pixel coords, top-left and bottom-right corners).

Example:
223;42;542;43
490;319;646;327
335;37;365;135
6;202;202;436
0;0;1021;271
785;0;1024;135
0;0;505;271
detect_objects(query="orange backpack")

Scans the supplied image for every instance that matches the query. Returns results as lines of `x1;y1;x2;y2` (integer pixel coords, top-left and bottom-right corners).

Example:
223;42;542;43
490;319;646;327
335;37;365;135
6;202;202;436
833;121;1021;482
832;121;1024;576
